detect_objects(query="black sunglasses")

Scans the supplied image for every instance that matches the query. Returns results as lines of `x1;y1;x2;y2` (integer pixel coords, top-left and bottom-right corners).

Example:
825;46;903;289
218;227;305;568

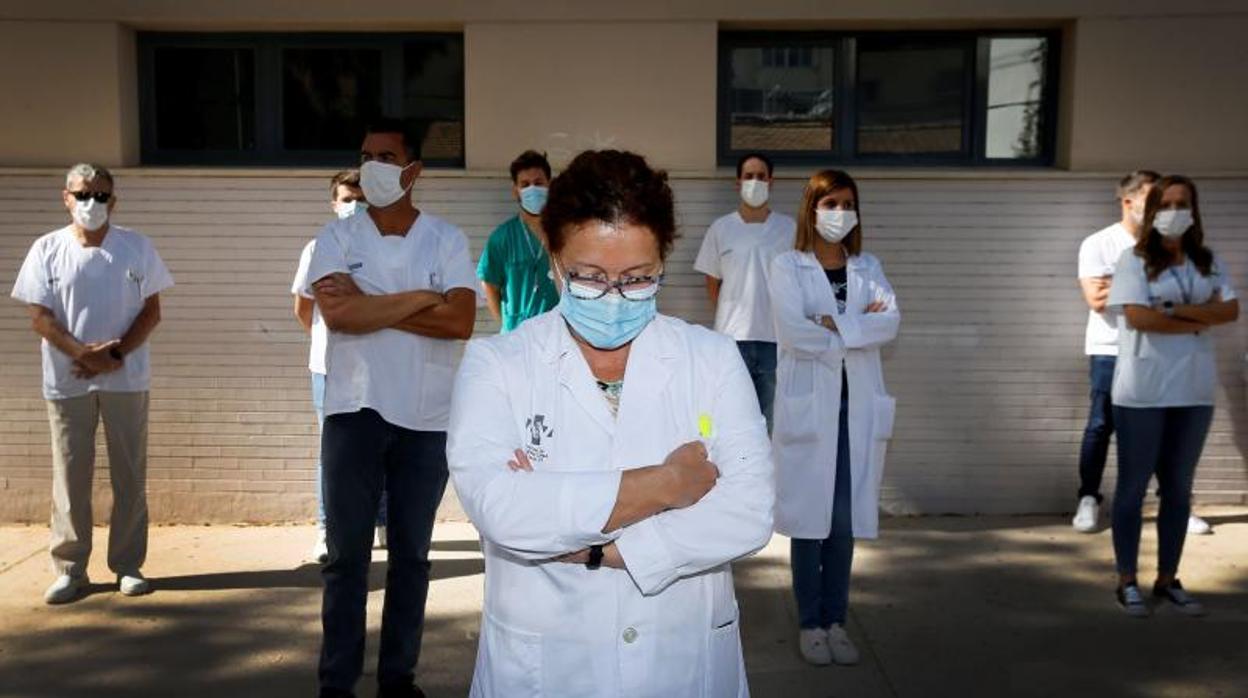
70;190;112;203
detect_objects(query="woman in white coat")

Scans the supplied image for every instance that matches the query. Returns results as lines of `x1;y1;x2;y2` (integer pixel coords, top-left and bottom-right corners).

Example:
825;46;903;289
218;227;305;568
768;169;899;667
447;150;774;697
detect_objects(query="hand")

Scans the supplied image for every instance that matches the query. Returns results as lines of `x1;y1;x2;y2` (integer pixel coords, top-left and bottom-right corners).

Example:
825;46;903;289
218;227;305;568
866;300;888;313
75;340;123;376
506;448;533;472
817;315;837;331
313;273;363;298
660;441;718;509
556;542;625;569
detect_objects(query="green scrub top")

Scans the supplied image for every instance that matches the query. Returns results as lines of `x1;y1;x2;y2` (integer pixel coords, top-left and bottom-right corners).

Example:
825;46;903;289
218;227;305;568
477;214;561;332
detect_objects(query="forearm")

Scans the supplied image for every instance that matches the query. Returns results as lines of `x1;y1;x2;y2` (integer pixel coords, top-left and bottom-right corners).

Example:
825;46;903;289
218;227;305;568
482;283;502;322
391;291;476;339
1125;306;1207;334
319;290;440;334
602;465;673;533
294;296;314;333
705;276;720;306
117;301;162;356
1172;300;1239;326
31;313;87;360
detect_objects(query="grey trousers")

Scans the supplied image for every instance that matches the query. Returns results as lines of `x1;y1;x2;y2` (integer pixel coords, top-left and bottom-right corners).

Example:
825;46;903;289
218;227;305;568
46;391;149;577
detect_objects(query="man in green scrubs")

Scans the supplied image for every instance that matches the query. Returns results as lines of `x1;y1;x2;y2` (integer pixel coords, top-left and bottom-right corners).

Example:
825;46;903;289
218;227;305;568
477;150;561;332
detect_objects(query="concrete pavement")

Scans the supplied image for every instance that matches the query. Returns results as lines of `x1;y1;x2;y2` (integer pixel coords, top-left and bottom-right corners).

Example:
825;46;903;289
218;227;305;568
0;511;1245;698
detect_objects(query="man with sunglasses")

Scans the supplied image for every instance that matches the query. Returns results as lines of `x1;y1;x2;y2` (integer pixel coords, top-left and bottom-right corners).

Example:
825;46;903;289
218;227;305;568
11;163;173;604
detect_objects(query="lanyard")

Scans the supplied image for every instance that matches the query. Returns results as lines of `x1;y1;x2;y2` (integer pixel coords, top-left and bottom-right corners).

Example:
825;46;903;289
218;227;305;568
1167;263;1195;305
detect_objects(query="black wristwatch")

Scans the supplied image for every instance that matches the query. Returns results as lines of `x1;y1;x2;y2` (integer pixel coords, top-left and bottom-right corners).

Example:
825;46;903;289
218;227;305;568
109;347;124;362
586;544;604;570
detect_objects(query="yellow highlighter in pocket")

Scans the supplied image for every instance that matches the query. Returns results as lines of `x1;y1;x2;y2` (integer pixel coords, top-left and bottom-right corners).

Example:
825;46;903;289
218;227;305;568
698;413;714;439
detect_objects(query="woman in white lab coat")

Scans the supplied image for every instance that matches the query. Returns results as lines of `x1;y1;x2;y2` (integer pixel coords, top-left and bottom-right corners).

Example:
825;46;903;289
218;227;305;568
447;150;774;697
768;169;899;667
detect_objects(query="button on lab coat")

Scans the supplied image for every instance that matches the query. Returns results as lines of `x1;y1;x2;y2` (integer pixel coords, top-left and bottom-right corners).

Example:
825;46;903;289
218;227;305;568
447;311;775;697
768;250;900;540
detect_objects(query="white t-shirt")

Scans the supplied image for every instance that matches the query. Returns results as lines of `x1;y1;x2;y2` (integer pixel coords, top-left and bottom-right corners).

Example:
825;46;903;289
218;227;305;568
1077;222;1136;356
291;240;328;375
305;211;477;431
1108;249;1237;408
11;225;174;400
693;211;796;342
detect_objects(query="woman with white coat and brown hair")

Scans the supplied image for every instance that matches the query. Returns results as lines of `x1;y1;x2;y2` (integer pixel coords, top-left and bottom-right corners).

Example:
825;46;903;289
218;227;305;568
768;169;899;667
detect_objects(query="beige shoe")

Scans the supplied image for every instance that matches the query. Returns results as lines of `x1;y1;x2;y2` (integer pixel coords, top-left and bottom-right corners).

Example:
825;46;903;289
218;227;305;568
798;628;832;665
825;624;860;665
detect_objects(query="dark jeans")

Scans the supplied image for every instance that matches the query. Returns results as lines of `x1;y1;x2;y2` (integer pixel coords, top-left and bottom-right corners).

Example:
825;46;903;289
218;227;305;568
313;374;386;529
1077;356;1116;502
318;409;448;693
1111;405;1213;577
790;396;855;629
737;340;777;433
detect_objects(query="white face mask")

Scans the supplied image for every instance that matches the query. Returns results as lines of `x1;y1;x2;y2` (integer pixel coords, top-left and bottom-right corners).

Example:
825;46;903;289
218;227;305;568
740;179;769;208
359;161;415;208
1128;201;1145;226
1154;209;1194;239
815;209;858;243
72;198;109;232
333;200;363;220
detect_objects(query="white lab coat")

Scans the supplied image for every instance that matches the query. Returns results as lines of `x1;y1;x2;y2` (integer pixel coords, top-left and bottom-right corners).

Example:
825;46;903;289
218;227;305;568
447;311;774;698
768;250;900;540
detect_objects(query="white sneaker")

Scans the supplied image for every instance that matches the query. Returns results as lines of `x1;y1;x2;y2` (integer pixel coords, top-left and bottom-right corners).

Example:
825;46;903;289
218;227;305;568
798;628;832;666
825;624;860;665
1072;496;1099;533
1187;515;1213;535
375;525;387;550
312;530;329;564
44;574;88;605
118;573;151;597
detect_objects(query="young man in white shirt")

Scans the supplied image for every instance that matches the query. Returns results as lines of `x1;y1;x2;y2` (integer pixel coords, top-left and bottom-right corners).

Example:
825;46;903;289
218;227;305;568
1072;169;1210;535
307;119;477;698
292;170;388;564
694;153;796;430
11;164;173;604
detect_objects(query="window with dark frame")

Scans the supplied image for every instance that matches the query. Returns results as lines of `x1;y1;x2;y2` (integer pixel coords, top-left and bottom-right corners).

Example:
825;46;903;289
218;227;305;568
719;31;1058;167
138;33;464;167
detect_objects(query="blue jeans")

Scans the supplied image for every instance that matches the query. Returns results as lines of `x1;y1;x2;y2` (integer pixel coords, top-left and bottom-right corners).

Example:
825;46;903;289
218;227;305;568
1111;405;1213;577
790;396;855;628
1077;356;1116;502
737;341;777;432
318;408;448;692
313;373;385;529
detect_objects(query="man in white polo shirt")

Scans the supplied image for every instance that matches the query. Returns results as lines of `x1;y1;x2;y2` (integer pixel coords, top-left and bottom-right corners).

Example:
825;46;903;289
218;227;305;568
694;152;796;430
307;119;477;698
11;163;173;604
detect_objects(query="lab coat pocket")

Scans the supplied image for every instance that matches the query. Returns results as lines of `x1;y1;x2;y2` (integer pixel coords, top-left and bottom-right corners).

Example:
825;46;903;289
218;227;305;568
872;394;897;441
704;602;743;698
477;614;542;697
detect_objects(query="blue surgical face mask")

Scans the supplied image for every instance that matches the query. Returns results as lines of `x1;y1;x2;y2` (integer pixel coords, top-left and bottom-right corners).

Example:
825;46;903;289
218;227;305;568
557;280;658;350
519;185;549;215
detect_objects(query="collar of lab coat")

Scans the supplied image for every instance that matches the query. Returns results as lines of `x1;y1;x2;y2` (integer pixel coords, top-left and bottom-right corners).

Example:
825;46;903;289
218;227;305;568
535;312;678;439
793;249;870;272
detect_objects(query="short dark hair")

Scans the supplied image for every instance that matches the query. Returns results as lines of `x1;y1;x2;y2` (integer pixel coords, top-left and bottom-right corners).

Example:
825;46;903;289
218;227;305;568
541;150;677;260
510;150;552;183
1116;169;1160;199
736;152;774;179
363;118;424;162
329;169;360;196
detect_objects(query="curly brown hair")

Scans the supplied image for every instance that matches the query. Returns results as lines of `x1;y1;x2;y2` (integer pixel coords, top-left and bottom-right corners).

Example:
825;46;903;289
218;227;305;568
1136;175;1214;280
540;150;677;259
